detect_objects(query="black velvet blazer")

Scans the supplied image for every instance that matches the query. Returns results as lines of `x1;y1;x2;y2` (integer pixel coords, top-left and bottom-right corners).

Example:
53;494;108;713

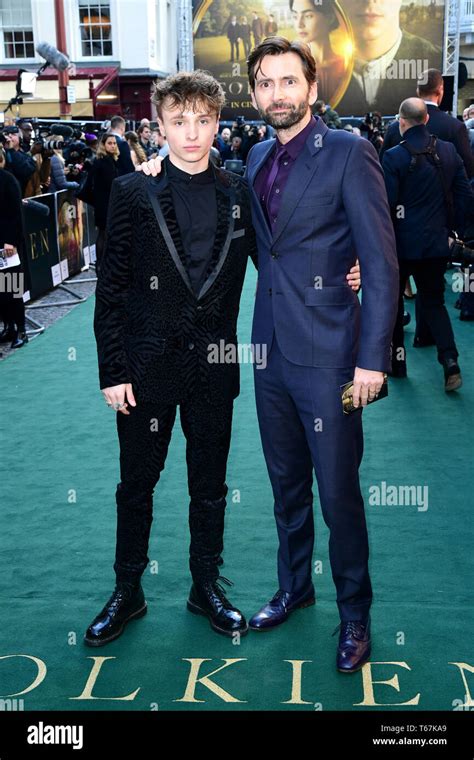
93;161;258;405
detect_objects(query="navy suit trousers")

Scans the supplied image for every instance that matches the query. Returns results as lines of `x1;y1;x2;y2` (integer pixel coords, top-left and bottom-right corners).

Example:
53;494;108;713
254;334;373;623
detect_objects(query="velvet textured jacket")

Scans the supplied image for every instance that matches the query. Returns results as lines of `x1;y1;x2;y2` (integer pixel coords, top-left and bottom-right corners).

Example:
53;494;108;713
93;162;257;405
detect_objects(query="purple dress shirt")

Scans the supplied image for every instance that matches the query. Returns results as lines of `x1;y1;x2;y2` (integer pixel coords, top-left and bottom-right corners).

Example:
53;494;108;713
254;115;318;229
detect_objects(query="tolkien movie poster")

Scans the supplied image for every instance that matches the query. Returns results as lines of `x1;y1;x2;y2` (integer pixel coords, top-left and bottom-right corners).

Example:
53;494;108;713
192;0;446;118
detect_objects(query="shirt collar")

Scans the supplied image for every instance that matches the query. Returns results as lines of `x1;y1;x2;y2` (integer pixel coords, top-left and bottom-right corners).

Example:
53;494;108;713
166;155;215;184
275;114;318;160
354;28;403;77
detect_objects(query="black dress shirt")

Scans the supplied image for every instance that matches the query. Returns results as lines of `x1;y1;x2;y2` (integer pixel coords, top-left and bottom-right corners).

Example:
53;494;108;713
166;157;217;295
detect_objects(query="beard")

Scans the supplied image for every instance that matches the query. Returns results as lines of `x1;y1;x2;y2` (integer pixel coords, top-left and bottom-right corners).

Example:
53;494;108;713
258;99;309;130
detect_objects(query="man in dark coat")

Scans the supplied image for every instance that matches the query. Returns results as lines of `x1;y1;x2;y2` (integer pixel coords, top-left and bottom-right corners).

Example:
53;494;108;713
382;97;474;390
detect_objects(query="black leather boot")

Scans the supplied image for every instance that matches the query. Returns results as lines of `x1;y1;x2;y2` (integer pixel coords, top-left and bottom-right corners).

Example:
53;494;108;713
83;581;147;646
188;576;248;636
187;493;247;636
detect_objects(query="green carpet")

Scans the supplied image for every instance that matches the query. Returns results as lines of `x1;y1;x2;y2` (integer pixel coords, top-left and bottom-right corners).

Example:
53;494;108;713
0;267;472;712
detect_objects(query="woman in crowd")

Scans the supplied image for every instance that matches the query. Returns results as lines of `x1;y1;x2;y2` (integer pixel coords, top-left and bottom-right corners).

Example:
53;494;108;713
48;135;80;194
89;133;120;272
125;130;147;167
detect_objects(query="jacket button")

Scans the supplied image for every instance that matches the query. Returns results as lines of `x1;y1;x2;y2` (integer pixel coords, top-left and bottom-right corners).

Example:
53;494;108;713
196;306;203;311
269;287;272;295
271;251;279;259
188;342;194;350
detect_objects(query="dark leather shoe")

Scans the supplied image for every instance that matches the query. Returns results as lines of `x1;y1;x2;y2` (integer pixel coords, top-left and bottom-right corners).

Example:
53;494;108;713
460;310;474;321
187;576;248;637
403;310;411;326
10;330;28;349
249;587;315;631
84;581;147;646
443;358;462;392
333;617;371;673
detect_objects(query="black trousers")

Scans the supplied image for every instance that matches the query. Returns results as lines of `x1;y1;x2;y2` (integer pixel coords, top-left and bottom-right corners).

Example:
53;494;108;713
229;39;240;61
0;262;26;332
392;257;458;365
113;382;234;586
95;228;106;275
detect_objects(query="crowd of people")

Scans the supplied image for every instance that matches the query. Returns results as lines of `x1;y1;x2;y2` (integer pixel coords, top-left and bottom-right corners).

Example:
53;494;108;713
0;114;171;352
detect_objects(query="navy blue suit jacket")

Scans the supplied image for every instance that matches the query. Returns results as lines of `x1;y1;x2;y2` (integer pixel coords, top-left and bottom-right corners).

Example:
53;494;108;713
245;117;399;374
382;124;474;259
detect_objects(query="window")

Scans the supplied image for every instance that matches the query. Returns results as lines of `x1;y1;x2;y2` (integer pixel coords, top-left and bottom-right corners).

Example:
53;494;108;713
0;0;34;59
79;1;113;57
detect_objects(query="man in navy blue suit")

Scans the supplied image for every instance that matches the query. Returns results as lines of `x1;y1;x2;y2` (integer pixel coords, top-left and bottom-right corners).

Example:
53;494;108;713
382;97;473;390
245;37;399;672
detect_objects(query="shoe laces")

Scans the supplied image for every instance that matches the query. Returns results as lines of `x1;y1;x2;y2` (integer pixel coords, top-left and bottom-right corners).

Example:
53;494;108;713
208;575;234;609
332;620;367;639
109;583;137;610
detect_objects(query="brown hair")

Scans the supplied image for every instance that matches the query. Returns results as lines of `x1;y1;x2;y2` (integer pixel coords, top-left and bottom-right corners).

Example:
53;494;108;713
96;133;119;160
151;70;225;119
247;36;317;91
289;0;339;33
417;68;444;97
125;130;147;164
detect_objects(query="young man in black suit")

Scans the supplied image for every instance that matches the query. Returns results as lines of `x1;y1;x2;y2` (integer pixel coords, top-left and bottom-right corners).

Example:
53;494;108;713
85;72;256;645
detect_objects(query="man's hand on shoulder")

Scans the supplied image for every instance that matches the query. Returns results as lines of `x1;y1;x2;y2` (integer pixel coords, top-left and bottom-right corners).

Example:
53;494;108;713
136;156;164;176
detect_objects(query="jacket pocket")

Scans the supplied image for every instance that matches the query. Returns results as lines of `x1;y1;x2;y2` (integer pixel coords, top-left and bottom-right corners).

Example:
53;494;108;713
304;284;358;306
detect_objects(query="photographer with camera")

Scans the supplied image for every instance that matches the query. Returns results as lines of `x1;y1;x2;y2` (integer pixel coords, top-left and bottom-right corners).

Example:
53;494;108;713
382;97;474;391
360;111;385;154
17;119;34;153
1;125;37;197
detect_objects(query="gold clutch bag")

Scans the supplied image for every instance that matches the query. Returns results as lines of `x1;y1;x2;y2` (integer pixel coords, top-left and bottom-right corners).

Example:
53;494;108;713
341;374;388;414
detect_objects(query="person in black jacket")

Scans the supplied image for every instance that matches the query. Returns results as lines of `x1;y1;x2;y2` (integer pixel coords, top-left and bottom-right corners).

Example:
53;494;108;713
108;115;135;176
227;15;241;61
380;68;474;346
89;133;120;273
0;147;28;349
382;97;474;390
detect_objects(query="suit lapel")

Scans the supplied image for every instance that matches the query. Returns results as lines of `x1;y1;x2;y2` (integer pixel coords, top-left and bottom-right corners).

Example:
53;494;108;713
144;160;235;301
271;118;328;246
145;177;194;295
247;139;276;243
197;176;235;300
